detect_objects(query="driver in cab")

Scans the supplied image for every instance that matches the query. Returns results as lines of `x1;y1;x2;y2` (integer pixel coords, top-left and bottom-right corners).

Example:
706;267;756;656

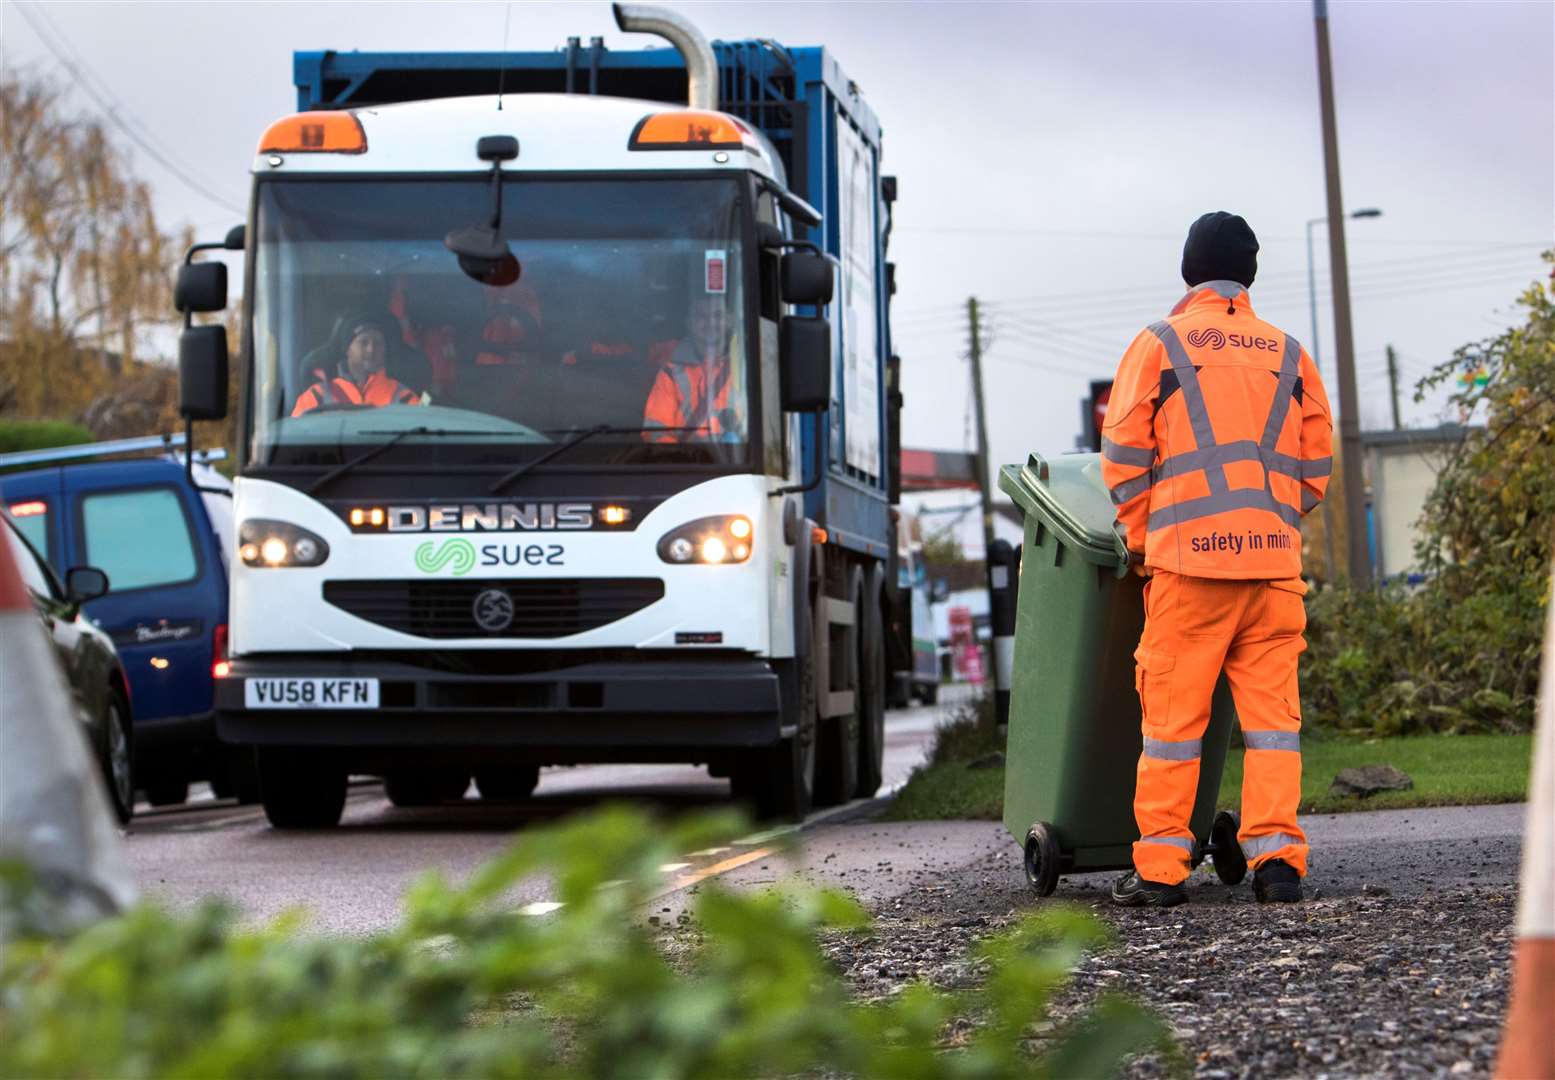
291;312;425;417
642;292;742;443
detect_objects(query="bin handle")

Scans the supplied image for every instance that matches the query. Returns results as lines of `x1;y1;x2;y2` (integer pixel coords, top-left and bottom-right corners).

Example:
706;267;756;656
1109;523;1133;580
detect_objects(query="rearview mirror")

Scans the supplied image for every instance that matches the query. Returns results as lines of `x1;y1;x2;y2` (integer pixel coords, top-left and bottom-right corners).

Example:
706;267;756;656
175;262;227;314
781;252;833;306
446;226;521;287
65;566;110;604
780;316;831;413
179;325;229;420
223;224;246;251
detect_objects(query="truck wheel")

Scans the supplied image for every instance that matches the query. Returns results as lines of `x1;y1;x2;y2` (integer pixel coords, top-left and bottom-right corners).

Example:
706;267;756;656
856;564;887;797
736;655;815;822
384;769;470;807
97;690;134;824
815;569;862;808
475;765;540;802
257;747;346;829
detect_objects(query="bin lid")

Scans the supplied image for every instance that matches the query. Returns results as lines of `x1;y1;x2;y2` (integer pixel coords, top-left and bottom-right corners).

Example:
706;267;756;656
998;452;1129;570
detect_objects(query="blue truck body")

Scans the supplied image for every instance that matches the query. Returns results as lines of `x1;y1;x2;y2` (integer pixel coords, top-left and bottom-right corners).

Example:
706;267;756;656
292;36;899;560
0;453;233;791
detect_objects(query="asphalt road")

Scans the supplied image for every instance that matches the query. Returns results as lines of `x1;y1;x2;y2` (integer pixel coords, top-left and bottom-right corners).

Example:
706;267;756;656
123;688;970;932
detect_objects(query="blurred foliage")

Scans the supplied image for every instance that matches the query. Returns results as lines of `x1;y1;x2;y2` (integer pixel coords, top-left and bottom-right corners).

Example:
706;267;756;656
929;690;1004;766
0;806;1167;1079
0;417;92;456
1302;258;1553;734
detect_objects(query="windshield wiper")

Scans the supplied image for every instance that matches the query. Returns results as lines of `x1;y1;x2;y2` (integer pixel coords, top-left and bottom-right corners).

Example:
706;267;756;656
308;427;497;495
487;424;702;495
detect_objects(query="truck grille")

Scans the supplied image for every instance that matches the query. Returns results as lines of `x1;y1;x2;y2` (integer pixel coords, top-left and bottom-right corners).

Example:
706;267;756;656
322;578;665;639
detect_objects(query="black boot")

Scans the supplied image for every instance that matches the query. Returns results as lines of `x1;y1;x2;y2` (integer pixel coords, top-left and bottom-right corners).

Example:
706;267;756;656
1111;870;1188;908
1253;859;1303;903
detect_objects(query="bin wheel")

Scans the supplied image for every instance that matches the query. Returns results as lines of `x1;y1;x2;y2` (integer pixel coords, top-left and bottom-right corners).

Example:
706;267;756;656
1210;810;1247;886
1023;822;1061;897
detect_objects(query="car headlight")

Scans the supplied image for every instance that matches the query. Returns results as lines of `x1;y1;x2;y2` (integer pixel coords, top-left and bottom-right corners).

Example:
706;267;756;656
657;515;753;564
239;519;330;568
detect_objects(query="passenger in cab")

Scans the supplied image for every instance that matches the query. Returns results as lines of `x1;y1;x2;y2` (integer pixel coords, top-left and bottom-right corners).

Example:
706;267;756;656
389;278;543;400
291;312;424;417
642;293;742;443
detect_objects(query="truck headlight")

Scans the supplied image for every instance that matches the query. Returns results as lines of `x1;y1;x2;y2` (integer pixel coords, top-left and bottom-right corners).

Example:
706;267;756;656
239;519;330;568
658;515;753;564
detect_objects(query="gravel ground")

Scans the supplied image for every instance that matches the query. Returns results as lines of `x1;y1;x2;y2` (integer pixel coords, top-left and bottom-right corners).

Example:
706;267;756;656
660;825;1519;1078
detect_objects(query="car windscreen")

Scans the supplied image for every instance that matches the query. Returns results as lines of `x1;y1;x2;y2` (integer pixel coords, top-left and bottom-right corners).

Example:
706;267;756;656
249;176;751;471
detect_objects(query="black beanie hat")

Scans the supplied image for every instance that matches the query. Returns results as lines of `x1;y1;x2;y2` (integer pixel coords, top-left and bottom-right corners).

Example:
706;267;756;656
1181;211;1259;289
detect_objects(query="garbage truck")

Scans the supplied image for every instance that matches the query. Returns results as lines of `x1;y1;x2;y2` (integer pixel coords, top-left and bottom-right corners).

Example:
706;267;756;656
173;4;903;826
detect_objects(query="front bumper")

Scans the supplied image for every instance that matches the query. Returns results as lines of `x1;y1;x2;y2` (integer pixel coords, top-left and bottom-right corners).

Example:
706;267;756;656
214;653;783;753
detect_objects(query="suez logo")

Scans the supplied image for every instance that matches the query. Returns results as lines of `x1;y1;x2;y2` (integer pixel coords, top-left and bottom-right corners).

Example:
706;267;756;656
414;536;563;576
1185;328;1281;353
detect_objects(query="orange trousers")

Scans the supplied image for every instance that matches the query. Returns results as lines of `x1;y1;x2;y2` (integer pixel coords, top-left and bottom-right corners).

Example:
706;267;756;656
1132;572;1309;885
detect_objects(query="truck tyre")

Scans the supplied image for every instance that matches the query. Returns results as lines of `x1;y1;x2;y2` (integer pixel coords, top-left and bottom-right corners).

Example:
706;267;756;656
475;765;541;802
384;768;470;807
856;563;888;797
97;690;134;824
736;654;815;821
815;567;862;807
257;747;346;829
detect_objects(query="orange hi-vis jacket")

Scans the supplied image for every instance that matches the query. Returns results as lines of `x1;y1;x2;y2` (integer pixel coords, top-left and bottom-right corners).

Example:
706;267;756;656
642;342;739;443
291;368;421;417
1100;281;1334;579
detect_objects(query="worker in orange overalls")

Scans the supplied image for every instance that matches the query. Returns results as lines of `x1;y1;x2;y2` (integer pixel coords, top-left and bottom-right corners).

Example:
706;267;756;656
291;313;423;416
1101;212;1334;907
642;292;744;443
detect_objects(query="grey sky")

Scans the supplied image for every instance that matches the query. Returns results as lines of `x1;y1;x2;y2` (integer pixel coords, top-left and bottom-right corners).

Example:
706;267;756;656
2;0;1550;522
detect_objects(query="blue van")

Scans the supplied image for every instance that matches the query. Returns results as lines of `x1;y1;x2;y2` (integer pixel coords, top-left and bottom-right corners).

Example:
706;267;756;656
0;435;238;806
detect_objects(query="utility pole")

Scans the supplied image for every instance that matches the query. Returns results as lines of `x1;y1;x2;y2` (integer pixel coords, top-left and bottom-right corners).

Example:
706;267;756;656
1386;345;1402;431
967;296;996;567
1313;0;1371;586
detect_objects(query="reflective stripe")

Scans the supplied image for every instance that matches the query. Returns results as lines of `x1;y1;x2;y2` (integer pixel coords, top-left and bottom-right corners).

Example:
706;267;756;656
1160;440;1263;476
1243;730;1301;752
1259;335;1304;451
1143;736;1202;762
1102;437;1155;468
1110;472;1153;506
1301;456;1333;479
1301;488;1321;513
1147;321;1219;452
1243;832;1303;859
1138;834;1196;853
1148;486;1302;533
1147;320;1226;496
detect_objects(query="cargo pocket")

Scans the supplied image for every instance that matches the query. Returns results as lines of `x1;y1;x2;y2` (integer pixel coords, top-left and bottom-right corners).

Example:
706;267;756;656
1268;578;1309;636
1133;648;1176;731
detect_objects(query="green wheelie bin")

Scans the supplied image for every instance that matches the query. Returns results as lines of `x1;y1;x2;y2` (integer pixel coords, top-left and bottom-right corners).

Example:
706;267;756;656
997;452;1246;896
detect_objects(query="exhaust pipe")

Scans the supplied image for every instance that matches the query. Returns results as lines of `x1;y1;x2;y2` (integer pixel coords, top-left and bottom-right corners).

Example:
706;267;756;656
612;3;717;110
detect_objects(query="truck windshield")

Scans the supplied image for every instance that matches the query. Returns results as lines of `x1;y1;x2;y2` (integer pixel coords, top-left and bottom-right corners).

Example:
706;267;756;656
249;177;750;471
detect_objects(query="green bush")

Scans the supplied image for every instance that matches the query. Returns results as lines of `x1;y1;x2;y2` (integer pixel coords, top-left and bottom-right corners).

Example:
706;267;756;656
928;690;1004;766
0;418;93;457
1302;259;1552;735
0;806;1166;1078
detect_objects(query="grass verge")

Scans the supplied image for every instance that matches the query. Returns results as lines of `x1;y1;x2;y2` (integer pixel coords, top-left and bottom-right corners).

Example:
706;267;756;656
888;713;1533;822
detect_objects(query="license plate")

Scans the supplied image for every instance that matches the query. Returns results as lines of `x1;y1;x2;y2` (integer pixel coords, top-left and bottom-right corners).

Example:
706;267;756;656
244;678;379;709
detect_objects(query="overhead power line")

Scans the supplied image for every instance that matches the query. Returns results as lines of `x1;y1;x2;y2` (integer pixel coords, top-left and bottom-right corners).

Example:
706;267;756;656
13;2;246;216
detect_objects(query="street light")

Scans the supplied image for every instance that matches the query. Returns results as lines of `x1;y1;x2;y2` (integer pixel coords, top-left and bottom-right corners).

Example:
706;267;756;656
1305;207;1381;582
1305;208;1382;376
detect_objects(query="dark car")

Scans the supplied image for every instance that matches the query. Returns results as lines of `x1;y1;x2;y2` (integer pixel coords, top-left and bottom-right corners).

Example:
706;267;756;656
3;511;134;822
